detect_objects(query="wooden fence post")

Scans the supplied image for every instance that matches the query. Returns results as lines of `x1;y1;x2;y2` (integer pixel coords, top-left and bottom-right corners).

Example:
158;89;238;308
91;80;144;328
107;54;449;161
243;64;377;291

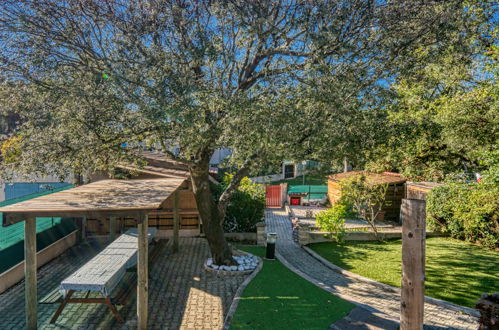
137;213;148;330
400;199;426;330
173;190;180;253
25;216;37;330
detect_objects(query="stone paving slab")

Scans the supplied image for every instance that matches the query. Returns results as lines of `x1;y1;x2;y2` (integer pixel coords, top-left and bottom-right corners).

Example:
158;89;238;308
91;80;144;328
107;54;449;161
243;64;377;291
0;237;247;329
265;208;479;330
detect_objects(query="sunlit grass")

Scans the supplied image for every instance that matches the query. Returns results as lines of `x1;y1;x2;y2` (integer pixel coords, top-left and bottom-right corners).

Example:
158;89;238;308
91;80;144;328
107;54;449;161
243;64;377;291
230;246;353;330
309;237;499;308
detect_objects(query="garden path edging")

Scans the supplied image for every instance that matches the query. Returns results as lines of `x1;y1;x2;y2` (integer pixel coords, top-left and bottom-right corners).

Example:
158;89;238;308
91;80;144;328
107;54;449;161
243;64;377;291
302;245;480;318
222;252;264;330
275;250;392;319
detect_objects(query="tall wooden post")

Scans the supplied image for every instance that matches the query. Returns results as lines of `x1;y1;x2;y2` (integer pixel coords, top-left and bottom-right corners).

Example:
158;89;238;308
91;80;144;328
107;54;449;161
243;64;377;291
25;216;37;330
137;213;148;330
109;216;117;242
81;216;87;242
400;199;426;330
173;190;180;253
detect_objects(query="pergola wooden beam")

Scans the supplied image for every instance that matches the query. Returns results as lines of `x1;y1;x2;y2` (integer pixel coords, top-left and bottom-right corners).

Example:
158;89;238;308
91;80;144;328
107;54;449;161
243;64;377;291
0;177;185;329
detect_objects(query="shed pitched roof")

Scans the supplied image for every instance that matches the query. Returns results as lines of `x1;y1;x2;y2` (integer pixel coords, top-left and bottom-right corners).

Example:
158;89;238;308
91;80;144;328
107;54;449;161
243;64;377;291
0;178;185;224
117;151;190;179
328;171;406;185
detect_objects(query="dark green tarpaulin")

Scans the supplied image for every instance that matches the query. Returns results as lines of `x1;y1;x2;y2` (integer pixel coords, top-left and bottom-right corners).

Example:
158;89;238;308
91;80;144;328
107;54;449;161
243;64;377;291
287;185;327;201
287;185;327;194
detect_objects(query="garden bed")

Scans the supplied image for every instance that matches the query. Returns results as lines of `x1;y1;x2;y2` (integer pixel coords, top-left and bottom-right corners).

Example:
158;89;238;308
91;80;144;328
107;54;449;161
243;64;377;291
308;237;499;308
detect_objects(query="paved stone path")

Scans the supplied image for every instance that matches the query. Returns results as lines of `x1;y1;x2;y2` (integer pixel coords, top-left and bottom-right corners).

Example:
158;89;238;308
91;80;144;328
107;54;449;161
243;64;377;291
0;237;246;329
265;208;479;330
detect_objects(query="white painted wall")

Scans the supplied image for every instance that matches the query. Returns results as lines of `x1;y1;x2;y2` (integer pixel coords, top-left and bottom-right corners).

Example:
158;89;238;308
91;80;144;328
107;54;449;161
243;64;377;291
250;173;283;184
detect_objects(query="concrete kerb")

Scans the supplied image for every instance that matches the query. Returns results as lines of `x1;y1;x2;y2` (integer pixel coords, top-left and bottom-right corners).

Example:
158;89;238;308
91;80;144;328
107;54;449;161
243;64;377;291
302;245;480;318
222;252;264;330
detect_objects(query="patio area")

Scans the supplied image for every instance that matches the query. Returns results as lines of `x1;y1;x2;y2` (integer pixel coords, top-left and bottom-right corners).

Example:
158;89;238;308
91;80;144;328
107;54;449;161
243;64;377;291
0;237;248;329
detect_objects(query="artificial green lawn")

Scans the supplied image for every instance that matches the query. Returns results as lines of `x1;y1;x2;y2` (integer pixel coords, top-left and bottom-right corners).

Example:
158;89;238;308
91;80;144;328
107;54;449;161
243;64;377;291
271;174;327;187
230;246;354;330
309;237;499;308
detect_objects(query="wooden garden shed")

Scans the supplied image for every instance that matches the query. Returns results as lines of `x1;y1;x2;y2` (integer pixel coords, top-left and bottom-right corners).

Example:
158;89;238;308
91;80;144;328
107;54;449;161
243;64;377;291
327;171;407;222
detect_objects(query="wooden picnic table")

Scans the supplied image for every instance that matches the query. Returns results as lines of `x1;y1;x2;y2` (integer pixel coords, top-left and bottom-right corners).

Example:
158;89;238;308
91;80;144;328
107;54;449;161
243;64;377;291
50;228;157;323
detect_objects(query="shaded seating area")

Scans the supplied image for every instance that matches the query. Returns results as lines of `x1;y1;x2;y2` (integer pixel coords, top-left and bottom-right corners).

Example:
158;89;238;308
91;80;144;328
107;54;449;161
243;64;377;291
51;228;157;324
0;177;186;329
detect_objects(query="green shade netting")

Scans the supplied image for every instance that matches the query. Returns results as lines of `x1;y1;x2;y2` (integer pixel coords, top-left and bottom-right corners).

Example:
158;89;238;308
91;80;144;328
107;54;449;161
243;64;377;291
0;185;74;251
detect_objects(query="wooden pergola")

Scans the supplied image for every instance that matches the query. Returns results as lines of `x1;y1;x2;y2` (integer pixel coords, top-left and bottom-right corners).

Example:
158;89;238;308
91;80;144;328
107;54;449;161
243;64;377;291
0;177;186;330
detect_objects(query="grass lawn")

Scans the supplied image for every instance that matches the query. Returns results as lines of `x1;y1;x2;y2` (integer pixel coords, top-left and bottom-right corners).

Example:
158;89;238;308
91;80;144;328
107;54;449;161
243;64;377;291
309;237;499;308
271;174;327;186
230;246;354;330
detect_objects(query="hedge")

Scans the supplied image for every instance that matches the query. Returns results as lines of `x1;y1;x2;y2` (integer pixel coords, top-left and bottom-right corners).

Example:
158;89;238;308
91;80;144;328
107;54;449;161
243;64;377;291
426;181;498;249
212;175;265;233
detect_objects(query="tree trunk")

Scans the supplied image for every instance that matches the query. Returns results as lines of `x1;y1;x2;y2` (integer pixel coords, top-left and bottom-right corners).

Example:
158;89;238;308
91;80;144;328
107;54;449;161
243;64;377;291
189;165;234;265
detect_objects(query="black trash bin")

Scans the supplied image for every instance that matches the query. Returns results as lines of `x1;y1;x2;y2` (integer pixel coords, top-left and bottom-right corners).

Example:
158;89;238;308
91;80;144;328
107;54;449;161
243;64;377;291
265;233;277;260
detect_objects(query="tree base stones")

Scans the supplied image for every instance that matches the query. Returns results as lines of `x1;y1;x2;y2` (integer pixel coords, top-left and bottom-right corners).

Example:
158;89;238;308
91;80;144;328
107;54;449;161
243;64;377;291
204;253;260;276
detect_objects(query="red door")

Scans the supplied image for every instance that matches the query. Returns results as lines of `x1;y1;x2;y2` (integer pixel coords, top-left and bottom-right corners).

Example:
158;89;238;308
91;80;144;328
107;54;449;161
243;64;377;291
265;185;282;208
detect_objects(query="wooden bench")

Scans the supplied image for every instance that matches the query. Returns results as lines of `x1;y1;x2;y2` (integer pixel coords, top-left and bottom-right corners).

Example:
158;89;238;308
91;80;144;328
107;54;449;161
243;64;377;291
50;229;164;324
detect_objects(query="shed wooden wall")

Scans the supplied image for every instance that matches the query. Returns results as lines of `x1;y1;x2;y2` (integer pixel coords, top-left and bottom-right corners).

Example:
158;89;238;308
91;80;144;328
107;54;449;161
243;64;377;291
327;181;342;204
327;180;405;222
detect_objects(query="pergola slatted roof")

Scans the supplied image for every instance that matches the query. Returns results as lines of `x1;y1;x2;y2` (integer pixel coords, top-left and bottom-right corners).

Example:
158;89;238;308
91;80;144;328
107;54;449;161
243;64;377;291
0;178;186;225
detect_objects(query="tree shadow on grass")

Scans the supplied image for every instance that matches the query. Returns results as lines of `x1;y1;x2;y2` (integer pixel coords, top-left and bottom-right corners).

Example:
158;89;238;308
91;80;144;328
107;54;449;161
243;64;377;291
310;237;499;308
424;238;499;308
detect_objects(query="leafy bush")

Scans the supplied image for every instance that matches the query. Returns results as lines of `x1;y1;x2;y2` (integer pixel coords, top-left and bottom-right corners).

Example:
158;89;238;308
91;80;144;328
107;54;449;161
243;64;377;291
427;181;498;248
212;174;265;233
315;203;349;242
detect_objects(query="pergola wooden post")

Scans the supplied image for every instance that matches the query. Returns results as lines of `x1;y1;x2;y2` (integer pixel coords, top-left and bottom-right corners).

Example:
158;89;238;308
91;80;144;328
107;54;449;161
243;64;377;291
137;212;149;330
400;199;426;330
109;216;117;242
81;216;87;242
173;190;180;253
25;216;37;330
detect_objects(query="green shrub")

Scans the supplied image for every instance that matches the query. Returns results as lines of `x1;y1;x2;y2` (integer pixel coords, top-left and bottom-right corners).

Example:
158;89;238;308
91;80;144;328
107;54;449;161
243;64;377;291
212;174;265;233
315;203;349;242
427;181;498;248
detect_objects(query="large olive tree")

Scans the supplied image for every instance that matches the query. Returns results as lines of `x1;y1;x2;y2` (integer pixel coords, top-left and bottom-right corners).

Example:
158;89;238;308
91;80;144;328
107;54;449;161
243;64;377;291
0;0;475;264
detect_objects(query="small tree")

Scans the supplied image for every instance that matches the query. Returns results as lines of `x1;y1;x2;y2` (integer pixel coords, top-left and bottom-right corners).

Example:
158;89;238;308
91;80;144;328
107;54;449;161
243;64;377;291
339;175;390;240
315;203;350;243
